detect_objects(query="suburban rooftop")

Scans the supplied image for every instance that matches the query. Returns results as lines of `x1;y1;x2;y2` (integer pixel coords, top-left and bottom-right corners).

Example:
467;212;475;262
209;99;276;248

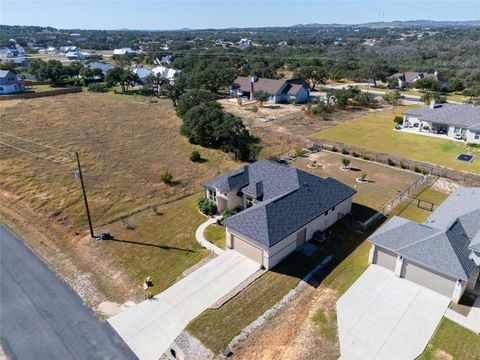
405;103;480;130
370;187;480;280
205;160;357;247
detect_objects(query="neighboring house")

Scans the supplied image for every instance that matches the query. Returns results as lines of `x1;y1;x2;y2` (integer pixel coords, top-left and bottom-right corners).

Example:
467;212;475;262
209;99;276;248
65;51;89;60
14;45;25;56
231;76;310;104
151;66;181;83
402;102;480;144
60;45;78;53
46;46;61;54
391;70;448;89
84;61;114;75
113;47;133;55
133;66;152;84
0;48;14;58
369;187;480;303
0;70;24;94
203;160;356;269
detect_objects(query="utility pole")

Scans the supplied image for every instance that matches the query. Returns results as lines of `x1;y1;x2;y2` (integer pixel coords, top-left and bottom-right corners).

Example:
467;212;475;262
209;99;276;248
75;152;94;238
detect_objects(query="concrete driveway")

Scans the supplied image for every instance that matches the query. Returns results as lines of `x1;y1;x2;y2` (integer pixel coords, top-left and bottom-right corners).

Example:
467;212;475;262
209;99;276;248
109;250;259;360
337;265;450;360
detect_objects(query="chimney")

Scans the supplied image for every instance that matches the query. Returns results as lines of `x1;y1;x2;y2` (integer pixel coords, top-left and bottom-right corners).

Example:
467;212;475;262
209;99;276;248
429;99;436;109
250;76;256;101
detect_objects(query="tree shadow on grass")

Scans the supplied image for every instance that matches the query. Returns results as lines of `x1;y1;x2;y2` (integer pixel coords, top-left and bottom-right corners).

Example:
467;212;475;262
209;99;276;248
104;238;195;253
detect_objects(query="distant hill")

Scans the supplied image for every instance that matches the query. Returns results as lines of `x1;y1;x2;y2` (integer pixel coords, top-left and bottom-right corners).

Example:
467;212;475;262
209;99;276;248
292;20;480;29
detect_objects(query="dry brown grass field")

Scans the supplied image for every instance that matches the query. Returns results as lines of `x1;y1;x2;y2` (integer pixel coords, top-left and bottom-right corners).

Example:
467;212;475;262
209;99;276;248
0;92;242;306
0;92;239;231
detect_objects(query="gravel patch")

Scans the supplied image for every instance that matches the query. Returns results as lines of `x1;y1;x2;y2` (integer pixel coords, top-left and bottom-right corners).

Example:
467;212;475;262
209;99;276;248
226;255;333;350
160;331;216;360
431;177;460;194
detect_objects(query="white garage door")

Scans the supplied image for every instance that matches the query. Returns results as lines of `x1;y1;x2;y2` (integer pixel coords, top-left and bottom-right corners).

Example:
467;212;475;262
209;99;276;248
232;235;264;265
375;247;397;271
401;260;456;297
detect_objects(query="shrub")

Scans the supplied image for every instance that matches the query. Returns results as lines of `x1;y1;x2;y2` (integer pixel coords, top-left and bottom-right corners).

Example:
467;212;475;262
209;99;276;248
198;196;217;215
400;161;408;169
421;168;429;175
393;116;404;125
387;158;396;166
362;155;370;160
160;171;173;185
467;143;480;148
341;148;349;155
189;150;202;162
352;151;360;158
341;157;351;169
251;105;258;113
218;207;242;223
361;173;368;181
414;166;422;173
87;82;109;92
331;145;338;152
295;147;303;157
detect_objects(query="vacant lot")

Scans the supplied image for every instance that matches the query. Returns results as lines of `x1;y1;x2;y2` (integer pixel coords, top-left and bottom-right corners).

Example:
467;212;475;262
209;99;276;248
0;92;239;230
313;105;480;173
0;92;240;305
293;152;420;212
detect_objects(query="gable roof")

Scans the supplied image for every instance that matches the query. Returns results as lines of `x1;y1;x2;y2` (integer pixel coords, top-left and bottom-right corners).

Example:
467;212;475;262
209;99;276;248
405;104;480;130
85;62;113;74
233;76;286;95
205;160;356;247
370;187;480;280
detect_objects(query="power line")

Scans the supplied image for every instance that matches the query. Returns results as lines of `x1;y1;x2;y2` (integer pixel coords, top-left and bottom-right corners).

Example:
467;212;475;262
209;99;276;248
0;141;75;167
1;132;73;155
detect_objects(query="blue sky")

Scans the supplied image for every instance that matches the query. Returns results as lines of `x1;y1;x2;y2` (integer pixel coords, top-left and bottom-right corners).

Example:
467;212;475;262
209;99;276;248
1;1;479;30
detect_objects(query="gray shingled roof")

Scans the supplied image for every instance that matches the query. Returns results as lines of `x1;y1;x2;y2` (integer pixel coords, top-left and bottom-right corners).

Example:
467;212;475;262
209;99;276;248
370;187;480;280
220;161;356;247
405;104;480;130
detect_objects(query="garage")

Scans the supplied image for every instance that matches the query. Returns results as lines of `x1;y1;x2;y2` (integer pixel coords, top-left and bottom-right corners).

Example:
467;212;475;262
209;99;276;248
374;247;397;271
401;260;456;297
231;235;264;265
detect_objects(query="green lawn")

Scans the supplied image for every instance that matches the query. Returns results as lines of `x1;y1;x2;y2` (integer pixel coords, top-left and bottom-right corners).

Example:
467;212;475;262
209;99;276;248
356;86;466;103
419;318;480;360
313;105;480;173
31;84;63;92
388;187;449;222
203;224;226;249
95;194;210;301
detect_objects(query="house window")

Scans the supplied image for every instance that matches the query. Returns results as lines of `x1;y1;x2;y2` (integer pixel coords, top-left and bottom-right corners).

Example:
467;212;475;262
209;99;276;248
245;196;254;208
0;87;3;91
476;132;480;140
207;189;216;202
454;127;465;134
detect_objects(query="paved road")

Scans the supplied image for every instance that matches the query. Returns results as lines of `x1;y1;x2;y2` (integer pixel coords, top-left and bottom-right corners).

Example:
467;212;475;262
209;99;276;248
0;225;137;360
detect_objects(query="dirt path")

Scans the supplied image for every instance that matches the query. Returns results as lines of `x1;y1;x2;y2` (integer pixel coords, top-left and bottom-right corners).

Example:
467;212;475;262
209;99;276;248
0;191;138;310
231;286;339;360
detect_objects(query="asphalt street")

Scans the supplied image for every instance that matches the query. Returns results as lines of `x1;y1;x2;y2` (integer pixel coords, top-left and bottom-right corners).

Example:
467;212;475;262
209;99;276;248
0;224;137;360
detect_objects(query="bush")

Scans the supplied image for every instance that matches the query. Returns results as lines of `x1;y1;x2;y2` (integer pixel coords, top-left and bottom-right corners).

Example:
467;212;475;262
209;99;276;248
341;157;351;169
218;207;242;223
331;145;338;152
160;171;173;185
198;196;217;215
87;82;109;92
190;150;202;162
387;158;396;166
362;155;370;160
414;166;422;173
251;105;258;113
400;161;408;169
341;148;349;155
393;116;404;125
352;151;360;158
